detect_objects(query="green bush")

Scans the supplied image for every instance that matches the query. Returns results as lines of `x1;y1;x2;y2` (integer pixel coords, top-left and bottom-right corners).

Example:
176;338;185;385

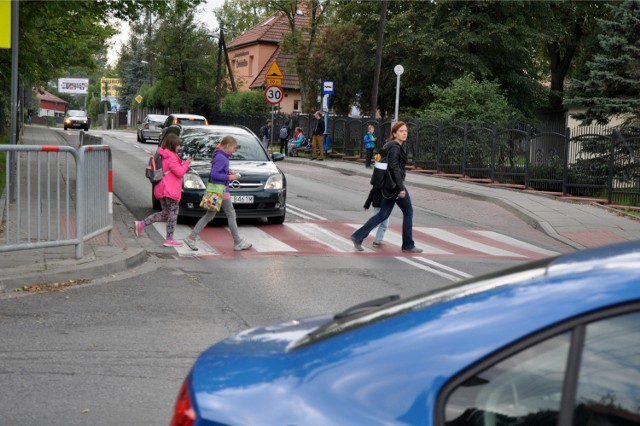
421;74;523;125
221;90;270;113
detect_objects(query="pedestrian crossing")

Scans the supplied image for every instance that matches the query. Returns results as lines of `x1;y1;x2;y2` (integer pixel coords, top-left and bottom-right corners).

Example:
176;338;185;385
152;220;561;260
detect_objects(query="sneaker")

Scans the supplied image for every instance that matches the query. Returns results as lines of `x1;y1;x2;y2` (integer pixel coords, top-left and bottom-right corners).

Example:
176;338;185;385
234;240;252;251
184;237;198;251
372;241;383;248
163;238;183;247
351;236;364;252
402;247;423;253
134;221;144;238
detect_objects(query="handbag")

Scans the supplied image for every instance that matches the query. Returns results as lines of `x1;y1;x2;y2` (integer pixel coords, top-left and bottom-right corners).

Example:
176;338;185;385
199;182;226;211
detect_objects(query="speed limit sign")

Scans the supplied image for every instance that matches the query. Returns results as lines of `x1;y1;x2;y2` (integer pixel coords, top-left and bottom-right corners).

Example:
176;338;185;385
264;85;283;105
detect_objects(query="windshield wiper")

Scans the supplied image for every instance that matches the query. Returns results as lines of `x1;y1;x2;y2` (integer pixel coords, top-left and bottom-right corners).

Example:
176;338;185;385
333;294;400;320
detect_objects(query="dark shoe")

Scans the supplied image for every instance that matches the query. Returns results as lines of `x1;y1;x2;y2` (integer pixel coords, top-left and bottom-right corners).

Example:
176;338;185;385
402;247;423;253
372;241;383;248
351;236;364;252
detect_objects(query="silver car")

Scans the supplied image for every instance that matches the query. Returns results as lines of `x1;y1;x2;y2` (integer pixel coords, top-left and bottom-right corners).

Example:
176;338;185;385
137;114;168;143
63;110;89;131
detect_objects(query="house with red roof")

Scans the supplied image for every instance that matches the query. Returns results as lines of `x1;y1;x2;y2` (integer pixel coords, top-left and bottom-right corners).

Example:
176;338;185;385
36;89;68;117
226;9;311;113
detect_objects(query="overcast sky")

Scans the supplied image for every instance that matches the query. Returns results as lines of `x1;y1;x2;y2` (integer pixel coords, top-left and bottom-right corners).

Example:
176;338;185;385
107;0;224;66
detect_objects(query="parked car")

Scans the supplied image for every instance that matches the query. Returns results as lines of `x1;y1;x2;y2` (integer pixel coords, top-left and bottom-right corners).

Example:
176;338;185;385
171;241;640;426
137;114;168;143
63;110;89;131
153;125;287;224
159;113;208;142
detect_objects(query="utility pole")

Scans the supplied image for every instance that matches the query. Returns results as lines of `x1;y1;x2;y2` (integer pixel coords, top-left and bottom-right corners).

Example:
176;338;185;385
103;80;108;130
370;0;387;119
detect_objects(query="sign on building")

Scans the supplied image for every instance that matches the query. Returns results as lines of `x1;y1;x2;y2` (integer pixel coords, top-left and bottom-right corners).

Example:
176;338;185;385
58;78;89;94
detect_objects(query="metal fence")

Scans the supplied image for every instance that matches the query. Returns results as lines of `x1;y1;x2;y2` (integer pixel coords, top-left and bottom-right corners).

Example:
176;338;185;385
210;112;640;206
0;143;113;258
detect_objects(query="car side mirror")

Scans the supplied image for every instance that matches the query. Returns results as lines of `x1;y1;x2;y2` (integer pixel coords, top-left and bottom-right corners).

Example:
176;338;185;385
271;153;285;162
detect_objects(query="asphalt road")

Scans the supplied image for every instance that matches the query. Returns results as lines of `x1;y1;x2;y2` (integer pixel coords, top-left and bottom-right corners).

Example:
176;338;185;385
0;128;574;424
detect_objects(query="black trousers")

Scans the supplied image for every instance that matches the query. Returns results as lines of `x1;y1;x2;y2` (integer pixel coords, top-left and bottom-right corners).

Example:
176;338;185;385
279;138;288;154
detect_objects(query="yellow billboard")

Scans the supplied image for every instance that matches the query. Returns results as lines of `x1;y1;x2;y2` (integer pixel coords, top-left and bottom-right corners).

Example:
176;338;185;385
100;78;121;98
0;1;11;49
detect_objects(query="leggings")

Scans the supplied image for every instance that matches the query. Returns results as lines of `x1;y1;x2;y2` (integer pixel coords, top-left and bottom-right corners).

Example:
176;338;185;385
189;198;241;244
144;197;179;239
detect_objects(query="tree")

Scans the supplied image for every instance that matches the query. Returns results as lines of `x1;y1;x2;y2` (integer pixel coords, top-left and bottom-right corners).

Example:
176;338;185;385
146;8;217;113
567;0;640;126
213;0;270;40
308;24;368;115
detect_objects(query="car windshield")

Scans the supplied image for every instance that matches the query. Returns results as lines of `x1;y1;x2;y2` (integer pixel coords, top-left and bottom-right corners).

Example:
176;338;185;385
176;118;206;126
178;128;269;162
148;115;167;124
68;110;85;117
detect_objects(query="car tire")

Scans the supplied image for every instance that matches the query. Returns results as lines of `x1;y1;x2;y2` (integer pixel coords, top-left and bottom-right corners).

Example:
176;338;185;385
267;209;286;225
137;132;141;142
84;125;89;132
141;135;147;144
64;126;67;131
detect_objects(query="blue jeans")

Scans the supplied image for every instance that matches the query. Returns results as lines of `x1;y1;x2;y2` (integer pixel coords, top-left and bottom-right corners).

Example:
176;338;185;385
373;207;389;243
352;190;415;250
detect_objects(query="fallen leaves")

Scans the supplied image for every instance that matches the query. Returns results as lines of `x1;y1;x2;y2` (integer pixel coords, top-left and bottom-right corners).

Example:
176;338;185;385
14;279;91;293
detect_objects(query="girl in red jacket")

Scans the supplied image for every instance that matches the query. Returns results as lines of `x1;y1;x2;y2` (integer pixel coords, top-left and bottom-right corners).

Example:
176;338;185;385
134;133;191;247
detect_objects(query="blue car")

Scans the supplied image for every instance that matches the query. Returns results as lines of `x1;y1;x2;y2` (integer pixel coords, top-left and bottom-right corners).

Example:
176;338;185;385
171;242;640;426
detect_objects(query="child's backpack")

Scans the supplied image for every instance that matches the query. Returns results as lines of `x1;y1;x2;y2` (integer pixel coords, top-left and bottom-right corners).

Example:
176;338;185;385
145;151;165;184
279;125;288;139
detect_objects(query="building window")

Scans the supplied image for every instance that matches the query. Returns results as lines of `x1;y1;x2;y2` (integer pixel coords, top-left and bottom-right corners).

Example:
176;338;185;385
294;100;300;111
249;56;254;76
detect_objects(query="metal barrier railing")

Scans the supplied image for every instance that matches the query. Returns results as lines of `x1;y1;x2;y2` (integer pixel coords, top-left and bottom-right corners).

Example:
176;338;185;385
0;143;112;259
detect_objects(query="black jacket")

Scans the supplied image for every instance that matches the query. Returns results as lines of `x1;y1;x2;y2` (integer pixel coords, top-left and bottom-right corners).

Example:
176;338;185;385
364;185;383;209
313;119;325;136
379;140;407;192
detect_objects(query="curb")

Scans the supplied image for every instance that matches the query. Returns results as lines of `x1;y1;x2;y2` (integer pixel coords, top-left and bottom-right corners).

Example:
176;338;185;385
0;247;147;294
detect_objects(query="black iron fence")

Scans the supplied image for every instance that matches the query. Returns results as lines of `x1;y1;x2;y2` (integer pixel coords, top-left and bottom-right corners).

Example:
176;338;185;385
210;112;640;206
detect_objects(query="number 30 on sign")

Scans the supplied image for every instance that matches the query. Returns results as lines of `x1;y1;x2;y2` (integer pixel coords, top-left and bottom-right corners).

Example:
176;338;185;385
264;85;283;105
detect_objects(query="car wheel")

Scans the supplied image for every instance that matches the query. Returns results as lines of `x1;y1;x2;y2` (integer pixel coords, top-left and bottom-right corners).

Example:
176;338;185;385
84;125;89;132
267;208;286;224
137;132;141;142
64;126;67;131
152;191;161;210
141;135;147;144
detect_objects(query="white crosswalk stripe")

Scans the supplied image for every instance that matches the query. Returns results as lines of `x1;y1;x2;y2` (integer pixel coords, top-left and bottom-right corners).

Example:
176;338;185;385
153;223;218;255
286;223;374;252
394;257;465;282
470;230;560;256
346;224;451;254
236;226;297;252
415;227;526;258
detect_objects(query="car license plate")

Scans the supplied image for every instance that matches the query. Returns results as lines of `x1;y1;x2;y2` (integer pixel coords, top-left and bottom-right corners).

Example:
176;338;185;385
232;195;254;204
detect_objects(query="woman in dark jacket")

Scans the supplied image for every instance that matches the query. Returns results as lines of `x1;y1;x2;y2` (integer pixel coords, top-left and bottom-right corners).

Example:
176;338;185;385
351;121;422;253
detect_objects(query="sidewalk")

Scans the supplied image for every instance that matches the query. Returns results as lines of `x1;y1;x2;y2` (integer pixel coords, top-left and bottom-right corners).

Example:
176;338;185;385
0;126;146;294
2;126;639;295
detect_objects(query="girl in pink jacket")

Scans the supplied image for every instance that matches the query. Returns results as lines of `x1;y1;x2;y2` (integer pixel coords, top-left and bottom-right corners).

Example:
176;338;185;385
134;133;191;247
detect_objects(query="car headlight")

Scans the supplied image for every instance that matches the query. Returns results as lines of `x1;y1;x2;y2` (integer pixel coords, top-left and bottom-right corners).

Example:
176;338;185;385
183;173;206;190
264;174;283;190
64;119;71;123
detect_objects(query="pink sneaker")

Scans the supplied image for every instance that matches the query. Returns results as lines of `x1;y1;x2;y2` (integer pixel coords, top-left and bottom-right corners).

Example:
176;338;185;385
134;221;144;238
163;238;183;247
